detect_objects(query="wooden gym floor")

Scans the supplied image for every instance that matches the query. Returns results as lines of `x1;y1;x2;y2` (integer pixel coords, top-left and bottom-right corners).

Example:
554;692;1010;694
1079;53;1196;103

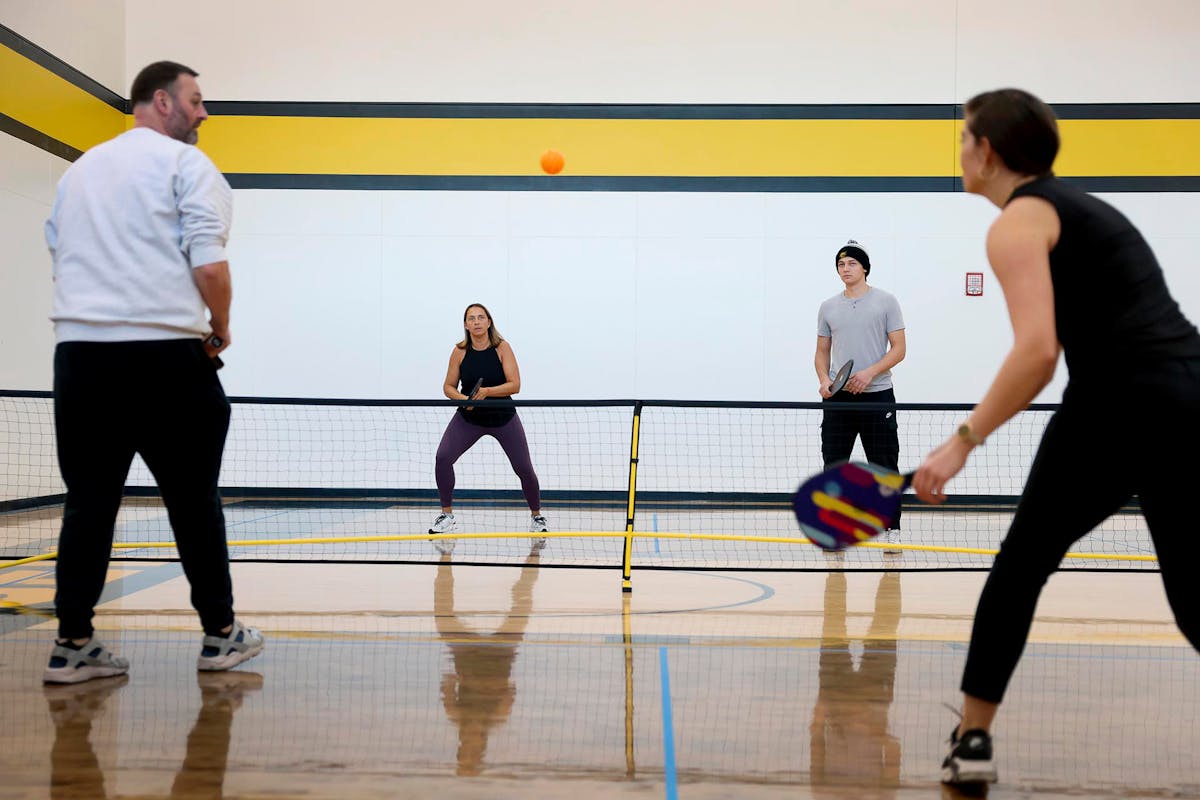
1;557;1196;799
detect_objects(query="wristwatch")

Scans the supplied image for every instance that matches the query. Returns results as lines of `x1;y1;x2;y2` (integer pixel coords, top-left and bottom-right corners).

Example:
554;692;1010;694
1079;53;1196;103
956;423;985;446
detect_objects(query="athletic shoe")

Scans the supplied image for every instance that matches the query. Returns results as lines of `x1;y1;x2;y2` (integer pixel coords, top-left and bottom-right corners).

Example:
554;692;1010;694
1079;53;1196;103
43;639;130;685
882;528;903;555
941;726;998;785
429;512;458;554
529;514;548;551
197;619;264;672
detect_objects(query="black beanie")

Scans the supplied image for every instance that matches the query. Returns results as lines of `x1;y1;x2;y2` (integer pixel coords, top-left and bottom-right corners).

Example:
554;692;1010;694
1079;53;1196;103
834;240;871;275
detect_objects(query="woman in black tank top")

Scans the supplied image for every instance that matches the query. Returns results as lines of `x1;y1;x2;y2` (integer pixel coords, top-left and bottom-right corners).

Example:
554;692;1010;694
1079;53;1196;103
429;303;547;553
909;89;1200;787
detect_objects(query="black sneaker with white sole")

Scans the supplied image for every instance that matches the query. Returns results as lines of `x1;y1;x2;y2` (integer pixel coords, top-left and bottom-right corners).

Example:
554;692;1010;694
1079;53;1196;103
942;726;998;785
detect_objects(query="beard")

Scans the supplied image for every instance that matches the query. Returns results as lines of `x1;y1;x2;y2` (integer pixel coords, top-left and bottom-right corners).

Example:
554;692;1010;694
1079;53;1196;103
165;104;199;144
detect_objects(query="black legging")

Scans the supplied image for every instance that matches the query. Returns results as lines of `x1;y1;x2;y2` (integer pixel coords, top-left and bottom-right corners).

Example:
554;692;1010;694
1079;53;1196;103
961;361;1200;703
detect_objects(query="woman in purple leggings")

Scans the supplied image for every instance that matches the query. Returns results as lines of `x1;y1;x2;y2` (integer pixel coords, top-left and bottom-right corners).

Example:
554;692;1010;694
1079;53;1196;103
429;303;547;553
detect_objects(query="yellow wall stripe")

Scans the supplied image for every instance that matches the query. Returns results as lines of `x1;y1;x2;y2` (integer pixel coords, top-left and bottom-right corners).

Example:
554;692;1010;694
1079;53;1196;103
0;45;124;153
3;38;1198;180
197;117;954;176
197;116;1200;178
1056;119;1200;176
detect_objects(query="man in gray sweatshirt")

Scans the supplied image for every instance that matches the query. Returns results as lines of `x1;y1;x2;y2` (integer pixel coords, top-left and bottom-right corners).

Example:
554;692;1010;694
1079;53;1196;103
42;61;262;684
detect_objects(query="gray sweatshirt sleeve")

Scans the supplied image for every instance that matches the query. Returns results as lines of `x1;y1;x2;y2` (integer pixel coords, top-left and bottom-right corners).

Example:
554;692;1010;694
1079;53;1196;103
176;147;233;268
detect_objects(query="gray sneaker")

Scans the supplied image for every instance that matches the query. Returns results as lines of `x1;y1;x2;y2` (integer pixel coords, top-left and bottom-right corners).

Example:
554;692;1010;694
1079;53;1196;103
529;515;548;551
429;512;458;554
43;639;130;685
197;619;264;672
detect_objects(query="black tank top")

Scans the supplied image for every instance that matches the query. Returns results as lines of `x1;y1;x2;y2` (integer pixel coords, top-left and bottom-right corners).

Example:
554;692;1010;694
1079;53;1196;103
1009;175;1200;378
458;344;516;427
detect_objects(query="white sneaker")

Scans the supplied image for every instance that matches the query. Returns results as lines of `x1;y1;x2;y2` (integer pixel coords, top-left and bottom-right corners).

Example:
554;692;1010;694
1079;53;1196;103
529;515;548;551
43;639;129;685
197;619;265;672
882;528;902;555
429;513;458;554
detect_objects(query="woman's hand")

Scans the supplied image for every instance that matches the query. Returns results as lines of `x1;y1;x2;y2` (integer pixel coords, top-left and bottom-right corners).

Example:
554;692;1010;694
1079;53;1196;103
912;437;974;504
471;385;490;400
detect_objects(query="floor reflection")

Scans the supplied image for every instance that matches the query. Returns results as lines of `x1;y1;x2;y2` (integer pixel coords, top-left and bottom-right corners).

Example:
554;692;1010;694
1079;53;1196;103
434;551;540;776
810;571;902;796
46;670;262;799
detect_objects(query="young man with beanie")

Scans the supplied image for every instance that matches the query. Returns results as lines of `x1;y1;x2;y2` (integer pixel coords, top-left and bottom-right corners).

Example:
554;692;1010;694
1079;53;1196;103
814;240;907;553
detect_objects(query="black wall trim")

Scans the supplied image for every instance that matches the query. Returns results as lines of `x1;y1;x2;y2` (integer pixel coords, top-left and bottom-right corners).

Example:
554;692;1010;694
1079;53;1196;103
0;112;81;161
203;100;1200;120
1050;103;1200;119
0;23;125;111
205;101;958;119
1060;176;1200;192
225;174;962;192
224;174;1200;193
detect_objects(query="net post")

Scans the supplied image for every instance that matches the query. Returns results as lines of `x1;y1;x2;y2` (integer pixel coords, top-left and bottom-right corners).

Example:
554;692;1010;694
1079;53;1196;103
621;402;642;592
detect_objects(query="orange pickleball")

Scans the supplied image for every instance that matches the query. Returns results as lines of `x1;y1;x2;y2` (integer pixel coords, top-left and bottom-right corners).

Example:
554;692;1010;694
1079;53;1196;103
540;149;565;174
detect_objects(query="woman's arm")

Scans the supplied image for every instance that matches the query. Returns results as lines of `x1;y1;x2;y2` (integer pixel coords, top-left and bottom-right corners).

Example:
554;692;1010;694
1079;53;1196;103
473;341;522;399
913;196;1061;502
443;348;468;400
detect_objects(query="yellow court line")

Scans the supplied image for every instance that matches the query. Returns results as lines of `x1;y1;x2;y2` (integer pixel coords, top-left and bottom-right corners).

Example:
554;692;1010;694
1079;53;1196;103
1;531;1158;572
0;551;58;569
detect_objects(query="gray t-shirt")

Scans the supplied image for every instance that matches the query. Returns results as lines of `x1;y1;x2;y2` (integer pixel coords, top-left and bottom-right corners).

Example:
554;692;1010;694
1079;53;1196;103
817;286;905;392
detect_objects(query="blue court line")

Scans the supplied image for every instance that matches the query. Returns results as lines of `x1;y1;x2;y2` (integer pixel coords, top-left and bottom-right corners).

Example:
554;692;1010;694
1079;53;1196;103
659;646;679;800
653;512;660;555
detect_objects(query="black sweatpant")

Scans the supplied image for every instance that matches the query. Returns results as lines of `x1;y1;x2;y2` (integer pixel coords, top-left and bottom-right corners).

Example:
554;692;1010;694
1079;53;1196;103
961;361;1200;703
53;339;234;639
821;387;902;528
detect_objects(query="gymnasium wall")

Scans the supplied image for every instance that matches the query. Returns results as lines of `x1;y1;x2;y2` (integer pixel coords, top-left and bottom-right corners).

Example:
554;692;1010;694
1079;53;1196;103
2;1;1199;403
0;0;124;389
0;0;123;93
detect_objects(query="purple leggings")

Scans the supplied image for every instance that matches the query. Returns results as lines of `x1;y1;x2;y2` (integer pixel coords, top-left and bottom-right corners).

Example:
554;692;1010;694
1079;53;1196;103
435;412;541;511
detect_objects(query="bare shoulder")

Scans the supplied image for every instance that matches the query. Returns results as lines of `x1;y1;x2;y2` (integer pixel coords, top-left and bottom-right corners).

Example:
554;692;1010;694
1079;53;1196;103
449;345;466;363
497;340;516;357
989;196;1060;250
985;199;1059;276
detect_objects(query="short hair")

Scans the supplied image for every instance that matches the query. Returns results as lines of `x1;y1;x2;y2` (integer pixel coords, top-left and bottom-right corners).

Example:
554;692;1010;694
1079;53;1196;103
964;88;1059;177
130;61;199;106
